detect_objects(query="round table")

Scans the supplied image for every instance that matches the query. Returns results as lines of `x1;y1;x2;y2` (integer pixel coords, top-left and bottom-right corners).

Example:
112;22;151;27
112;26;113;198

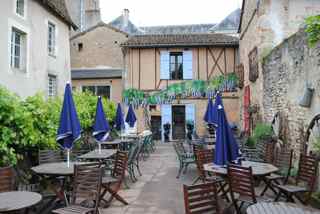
203;161;278;176
0;191;42;213
247;202;320;214
31;161;92;176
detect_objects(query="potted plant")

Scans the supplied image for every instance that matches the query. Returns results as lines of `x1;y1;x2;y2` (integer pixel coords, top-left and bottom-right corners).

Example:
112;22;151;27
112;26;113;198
186;120;195;140
0;147;17;190
163;123;171;142
252;123;274;144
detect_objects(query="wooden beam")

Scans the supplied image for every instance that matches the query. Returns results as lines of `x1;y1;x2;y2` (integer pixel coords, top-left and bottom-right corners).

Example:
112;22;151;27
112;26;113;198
154;48;157;89
197;48;200;79
208;48;224;79
138;49;141;89
206;48;208;80
224;47;227;75
233;48;236;72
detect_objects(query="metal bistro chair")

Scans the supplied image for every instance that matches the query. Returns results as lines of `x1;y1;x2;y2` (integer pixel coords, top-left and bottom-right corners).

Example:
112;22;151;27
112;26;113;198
227;164;269;214
127;140;143;182
260;148;293;196
52;163;103;214
100;151;129;207
183;182;229;214
274;154;318;205
173;141;195;179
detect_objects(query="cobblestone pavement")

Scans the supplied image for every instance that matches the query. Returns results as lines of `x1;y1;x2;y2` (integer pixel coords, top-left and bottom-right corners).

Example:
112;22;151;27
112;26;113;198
100;142;198;214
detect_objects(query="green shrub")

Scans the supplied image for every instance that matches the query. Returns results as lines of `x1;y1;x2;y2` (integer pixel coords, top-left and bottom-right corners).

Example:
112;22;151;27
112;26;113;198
305;15;320;47
0;86;116;167
253;123;273;141
245;136;256;148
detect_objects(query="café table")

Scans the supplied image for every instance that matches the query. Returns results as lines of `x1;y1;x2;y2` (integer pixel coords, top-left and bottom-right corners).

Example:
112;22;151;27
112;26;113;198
247;202;320;214
0;191;42;213
101;139;135;151
78;149;117;161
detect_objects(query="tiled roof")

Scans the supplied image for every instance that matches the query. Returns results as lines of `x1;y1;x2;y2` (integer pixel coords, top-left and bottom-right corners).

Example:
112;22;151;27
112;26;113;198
139;24;216;35
121;33;239;48
36;0;77;29
210;8;241;33
71;68;122;79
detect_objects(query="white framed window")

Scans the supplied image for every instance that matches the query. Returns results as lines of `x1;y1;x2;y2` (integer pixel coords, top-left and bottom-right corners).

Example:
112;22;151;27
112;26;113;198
82;85;111;99
15;0;25;17
10;27;27;71
48;75;57;97
48;22;56;56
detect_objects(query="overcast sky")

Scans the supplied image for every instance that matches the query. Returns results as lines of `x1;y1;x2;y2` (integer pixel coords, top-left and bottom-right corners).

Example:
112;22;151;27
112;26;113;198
100;0;242;27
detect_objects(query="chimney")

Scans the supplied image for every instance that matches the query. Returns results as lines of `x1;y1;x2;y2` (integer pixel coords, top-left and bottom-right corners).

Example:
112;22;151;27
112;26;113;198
122;9;129;29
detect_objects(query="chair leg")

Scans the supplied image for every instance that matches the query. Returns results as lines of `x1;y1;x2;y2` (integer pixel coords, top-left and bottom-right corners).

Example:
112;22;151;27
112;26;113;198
176;162;183;179
183;163;189;174
192;176;200;185
218;182;230;202
274;190;282;202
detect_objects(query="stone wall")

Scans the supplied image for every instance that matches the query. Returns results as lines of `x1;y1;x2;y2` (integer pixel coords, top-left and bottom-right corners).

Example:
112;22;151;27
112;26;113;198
262;30;320;153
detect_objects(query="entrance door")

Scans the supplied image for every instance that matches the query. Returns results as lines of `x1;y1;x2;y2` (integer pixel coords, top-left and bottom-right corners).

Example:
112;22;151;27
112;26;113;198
172;106;186;140
151;116;161;140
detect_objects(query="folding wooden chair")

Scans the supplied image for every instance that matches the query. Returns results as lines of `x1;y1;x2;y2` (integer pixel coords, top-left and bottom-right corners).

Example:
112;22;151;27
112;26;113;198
52;163;103;214
183;182;228;214
274;154;318;205
100;151;129;207
228;164;269;214
38;149;65;164
260;148;293;196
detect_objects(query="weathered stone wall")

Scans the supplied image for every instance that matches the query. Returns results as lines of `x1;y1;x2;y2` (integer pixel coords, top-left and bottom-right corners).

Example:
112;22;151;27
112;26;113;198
262;30;320;153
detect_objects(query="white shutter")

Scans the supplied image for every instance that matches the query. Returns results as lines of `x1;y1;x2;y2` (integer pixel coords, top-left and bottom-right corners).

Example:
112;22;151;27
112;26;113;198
160;51;170;79
161;104;172;141
183;50;193;79
185;104;195;125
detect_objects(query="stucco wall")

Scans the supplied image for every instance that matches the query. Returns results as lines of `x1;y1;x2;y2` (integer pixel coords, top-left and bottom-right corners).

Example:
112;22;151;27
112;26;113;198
0;0;71;98
238;0;320;130
262;30;320;153
72;78;122;103
70;25;128;69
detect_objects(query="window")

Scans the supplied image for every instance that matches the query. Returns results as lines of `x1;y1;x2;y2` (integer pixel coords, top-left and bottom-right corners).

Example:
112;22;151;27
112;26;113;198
10;28;26;71
48;22;56;56
16;0;25;17
82;85;111;99
48;75;57;97
78;43;83;51
170;52;183;80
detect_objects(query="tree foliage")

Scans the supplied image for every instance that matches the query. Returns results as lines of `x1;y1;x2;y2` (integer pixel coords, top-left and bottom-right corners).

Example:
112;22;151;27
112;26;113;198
0;87;116;167
305;15;320;47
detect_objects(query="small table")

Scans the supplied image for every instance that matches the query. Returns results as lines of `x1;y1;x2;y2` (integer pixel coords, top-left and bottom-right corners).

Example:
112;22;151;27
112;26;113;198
0;191;42;213
204;161;278;177
247;202;320;214
101;139;135;150
78;149;117;161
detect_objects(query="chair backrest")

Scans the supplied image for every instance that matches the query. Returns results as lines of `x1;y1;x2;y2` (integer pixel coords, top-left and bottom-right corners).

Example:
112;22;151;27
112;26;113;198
71;163;103;212
128;141;140;164
274;148;293;182
0;166;15;192
38;150;64;164
183;182;221;214
195;149;214;182
227;164;256;203
296;154;318;190
112;151;128;179
263;141;275;163
173;142;186;157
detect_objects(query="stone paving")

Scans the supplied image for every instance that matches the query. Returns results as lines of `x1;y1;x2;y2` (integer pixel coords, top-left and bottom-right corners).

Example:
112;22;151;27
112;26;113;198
100;142;198;214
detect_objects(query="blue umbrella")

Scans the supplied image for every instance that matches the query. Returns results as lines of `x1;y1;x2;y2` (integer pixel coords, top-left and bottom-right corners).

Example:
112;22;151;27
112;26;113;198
214;93;240;166
204;98;217;125
115;103;125;131
57;83;81;150
125;104;137;128
93;97;110;143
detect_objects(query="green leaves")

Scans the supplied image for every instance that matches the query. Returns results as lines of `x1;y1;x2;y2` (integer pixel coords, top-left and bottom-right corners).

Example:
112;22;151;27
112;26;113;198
305;15;320;47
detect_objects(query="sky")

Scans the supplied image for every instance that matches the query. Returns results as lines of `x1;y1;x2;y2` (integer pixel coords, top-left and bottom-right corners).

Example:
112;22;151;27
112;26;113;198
100;0;242;27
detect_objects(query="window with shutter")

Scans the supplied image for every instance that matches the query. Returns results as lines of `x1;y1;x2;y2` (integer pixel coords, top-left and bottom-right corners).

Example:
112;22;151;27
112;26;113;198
161;104;172;141
183;51;193;79
160;51;170;79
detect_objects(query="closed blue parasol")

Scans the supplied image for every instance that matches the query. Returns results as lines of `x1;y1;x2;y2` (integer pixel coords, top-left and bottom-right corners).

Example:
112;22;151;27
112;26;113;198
115;103;125;131
56;83;81;150
204;98;217;125
214;93;240;166
125;104;137;128
93;96;110;143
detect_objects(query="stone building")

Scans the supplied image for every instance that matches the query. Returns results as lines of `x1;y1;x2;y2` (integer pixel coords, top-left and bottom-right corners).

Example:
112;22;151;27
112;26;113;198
121;33;239;140
238;0;320;138
70;22;128;103
0;0;76;98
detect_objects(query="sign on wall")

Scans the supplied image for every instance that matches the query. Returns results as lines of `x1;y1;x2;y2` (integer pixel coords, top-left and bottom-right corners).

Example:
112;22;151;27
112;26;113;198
248;47;259;82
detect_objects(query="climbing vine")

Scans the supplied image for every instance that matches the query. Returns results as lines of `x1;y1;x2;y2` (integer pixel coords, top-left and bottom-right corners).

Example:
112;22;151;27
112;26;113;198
305;15;320;47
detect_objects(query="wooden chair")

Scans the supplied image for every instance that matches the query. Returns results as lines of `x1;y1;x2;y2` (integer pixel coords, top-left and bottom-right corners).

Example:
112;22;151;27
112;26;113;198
52;163;103;214
183;182;228;214
260;148;293;196
38;150;65;164
100;151;129;207
274;154;318;205
228;164;268;214
0;166;15;192
173;141;195;179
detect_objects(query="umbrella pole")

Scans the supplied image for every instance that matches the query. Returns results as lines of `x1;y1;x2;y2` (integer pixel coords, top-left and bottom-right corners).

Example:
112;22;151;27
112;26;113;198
67;149;70;168
98;143;101;154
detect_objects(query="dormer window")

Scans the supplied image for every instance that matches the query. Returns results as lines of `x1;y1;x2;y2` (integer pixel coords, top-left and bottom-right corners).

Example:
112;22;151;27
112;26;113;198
16;0;25;17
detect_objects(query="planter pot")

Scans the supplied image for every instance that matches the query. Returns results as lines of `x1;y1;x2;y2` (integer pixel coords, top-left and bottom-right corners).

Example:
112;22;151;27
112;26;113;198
0;166;15;191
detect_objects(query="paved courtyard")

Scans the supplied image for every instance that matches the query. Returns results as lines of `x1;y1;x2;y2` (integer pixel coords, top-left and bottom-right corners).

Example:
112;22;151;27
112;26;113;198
100;142;197;214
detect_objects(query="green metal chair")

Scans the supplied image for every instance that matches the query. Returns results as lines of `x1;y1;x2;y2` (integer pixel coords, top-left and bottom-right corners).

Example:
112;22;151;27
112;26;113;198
173;141;195;179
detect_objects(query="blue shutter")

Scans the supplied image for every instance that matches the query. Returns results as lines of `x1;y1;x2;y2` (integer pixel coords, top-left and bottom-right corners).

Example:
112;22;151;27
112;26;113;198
185;104;195;125
183;51;193;79
161;104;172;141
160;51;170;79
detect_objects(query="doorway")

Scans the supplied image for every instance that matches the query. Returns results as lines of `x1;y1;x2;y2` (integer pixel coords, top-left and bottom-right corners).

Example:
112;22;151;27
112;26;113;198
172;105;186;140
151;116;161;140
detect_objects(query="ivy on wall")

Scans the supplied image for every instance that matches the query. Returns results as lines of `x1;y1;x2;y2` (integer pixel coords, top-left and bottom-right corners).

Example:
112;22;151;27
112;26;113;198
123;73;239;106
305;15;320;47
